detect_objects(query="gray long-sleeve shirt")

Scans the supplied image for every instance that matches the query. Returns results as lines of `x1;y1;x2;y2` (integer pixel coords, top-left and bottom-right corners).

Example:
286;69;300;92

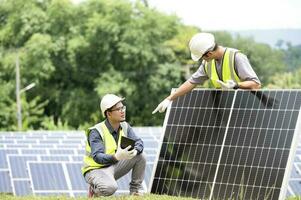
88;120;144;166
189;48;261;85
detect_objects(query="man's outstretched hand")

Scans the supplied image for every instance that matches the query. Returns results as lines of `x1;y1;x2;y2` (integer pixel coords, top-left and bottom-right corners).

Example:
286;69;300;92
152;99;171;114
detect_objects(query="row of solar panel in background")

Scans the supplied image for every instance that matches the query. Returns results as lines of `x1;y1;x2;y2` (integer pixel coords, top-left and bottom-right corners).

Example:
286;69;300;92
0;128;161;197
0;127;300;197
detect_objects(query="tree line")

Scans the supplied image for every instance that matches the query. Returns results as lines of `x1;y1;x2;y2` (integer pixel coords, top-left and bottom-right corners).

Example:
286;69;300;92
0;0;300;131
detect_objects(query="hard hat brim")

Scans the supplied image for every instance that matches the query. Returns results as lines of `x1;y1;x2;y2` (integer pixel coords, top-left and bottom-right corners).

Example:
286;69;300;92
191;53;201;61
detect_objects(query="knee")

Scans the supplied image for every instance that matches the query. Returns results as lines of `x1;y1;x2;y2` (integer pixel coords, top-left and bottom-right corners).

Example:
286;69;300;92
94;181;118;196
137;152;146;165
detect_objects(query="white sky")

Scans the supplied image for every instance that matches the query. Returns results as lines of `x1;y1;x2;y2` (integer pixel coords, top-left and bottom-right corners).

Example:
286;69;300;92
147;0;301;30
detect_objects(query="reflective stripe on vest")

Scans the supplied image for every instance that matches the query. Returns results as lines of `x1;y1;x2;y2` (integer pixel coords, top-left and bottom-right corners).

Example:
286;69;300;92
81;121;127;175
205;48;241;88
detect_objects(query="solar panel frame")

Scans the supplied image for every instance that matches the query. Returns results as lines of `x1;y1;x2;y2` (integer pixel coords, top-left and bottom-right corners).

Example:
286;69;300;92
150;89;301;200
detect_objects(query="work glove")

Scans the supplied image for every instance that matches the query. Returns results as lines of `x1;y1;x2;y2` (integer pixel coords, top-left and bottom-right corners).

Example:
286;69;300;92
216;80;238;90
152;99;171;114
114;146;137;161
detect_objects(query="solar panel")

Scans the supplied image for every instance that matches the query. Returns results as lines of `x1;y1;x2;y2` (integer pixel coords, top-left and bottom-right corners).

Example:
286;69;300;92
0;126;300;197
150;90;301;200
28;162;69;191
0;170;12;193
14;180;32;196
65;163;87;190
0;149;19;168
8;155;37;178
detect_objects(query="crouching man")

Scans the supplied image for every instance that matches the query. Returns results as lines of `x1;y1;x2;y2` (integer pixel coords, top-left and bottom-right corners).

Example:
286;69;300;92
81;94;146;197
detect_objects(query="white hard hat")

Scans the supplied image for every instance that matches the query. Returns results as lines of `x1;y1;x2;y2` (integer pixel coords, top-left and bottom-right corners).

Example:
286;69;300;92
100;94;125;117
189;32;215;61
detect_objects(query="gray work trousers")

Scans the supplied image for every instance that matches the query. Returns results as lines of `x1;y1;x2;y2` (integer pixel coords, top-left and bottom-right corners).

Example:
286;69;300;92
84;152;146;197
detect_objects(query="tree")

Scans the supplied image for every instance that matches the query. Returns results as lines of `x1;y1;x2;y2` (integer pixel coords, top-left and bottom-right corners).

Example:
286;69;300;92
0;0;298;130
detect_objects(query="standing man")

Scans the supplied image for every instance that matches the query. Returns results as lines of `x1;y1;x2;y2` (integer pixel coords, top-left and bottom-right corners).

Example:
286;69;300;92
153;32;261;114
82;94;146;197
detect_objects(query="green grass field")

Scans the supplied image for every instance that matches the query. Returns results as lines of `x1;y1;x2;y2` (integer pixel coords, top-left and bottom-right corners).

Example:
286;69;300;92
0;194;195;200
1;193;301;200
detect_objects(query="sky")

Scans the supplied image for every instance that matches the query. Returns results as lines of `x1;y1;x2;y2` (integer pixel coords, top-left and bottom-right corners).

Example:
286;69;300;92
146;0;301;31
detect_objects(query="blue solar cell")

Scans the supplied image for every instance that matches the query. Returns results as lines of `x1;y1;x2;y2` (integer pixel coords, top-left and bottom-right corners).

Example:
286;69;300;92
72;156;83;161
49;149;75;154
289;180;301;195
29;162;68;190
24;136;44;139
46;136;65;139
66;163;87;190
286;188;294;197
0;171;13;193
290;164;301;178
73;192;88;197
9;155;37;178
45;132;65;136
39;140;60;144
294;155;301;162
56;144;81;148
6;144;29;148
65;136;85;140
139;136;155;140
144;149;157;154
146;155;156;162
21;149;47;154
0;149;18;168
14;180;32;196
4;135;24;139
41;156;70;161
76;149;85;155
0;140;14;144
35;192;70;196
62;140;83;144
16;140;37;144
145;163;154;186
31;144;54;148
144;141;159;148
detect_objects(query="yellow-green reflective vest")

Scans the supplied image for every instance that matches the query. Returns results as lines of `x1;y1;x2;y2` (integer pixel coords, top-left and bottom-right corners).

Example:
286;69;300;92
204;48;241;88
81;121;128;175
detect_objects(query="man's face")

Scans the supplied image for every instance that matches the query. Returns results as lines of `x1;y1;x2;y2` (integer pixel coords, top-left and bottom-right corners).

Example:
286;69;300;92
201;51;214;62
108;102;126;122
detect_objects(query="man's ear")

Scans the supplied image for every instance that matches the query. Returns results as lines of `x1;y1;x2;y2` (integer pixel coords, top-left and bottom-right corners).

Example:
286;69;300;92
106;111;111;118
207;51;213;56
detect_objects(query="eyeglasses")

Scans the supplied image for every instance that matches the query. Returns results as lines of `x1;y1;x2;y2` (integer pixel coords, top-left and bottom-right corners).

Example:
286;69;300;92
110;106;126;112
200;44;215;60
201;50;211;59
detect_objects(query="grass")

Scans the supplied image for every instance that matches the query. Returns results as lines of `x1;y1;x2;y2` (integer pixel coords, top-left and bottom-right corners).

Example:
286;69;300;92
1;193;301;200
0;193;196;200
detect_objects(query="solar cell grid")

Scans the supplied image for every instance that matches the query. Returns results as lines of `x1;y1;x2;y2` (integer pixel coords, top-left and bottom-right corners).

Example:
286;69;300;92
151;89;301;200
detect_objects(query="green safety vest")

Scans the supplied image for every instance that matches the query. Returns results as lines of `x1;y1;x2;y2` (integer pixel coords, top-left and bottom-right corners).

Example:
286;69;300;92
204;48;241;88
81;121;128;175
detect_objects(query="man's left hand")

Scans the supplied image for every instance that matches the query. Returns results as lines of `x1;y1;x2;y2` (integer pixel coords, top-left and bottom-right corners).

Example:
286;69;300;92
217;80;238;90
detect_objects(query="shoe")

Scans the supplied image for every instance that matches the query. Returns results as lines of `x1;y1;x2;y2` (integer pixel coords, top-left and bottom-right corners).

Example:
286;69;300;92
88;185;94;198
